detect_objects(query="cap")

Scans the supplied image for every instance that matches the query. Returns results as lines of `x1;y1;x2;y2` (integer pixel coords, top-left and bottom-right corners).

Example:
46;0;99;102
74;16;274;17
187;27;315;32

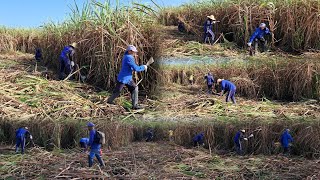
259;23;266;28
126;45;138;52
217;79;223;83
87;122;95;127
240;129;245;133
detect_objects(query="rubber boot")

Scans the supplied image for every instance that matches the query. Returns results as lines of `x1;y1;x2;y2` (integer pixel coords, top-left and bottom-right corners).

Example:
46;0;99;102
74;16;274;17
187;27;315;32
107;91;121;105
131;87;141;109
88;155;93;167
96;154;105;167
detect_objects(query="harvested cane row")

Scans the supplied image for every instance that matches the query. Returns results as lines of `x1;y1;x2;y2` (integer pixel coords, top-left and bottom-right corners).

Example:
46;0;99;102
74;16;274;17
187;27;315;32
1;143;319;179
159;0;320;50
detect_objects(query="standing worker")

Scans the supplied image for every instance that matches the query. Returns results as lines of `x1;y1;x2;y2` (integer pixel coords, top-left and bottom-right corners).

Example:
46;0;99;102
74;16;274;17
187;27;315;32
204;72;215;94
204;15;217;44
280;129;294;156
217;79;236;104
247;23;271;54
15;127;32;154
87;122;105;167
35;48;42;62
189;74;194;85
59;43;77;80
234;129;247;155
107;45;148;110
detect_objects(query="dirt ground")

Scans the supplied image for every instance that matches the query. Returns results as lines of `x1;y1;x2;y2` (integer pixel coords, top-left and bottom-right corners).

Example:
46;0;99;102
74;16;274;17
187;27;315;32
1;142;319;179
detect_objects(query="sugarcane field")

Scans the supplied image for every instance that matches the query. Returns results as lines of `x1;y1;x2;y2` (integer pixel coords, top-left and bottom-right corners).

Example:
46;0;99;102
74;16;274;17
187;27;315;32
0;0;320;179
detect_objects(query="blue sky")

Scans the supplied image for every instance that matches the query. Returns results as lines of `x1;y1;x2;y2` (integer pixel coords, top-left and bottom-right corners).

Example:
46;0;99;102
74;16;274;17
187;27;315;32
0;0;188;28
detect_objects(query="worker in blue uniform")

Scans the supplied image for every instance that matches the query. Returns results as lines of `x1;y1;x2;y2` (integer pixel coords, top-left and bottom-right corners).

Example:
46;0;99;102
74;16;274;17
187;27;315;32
80;137;89;153
59;42;77;80
234;129;247;155
193;132;205;147
87;122;105;167
217;79;237;104
281;129;294;156
107;45;148;110
203;15;217;44
247;23;271;53
15;127;32;154
204;72;215;94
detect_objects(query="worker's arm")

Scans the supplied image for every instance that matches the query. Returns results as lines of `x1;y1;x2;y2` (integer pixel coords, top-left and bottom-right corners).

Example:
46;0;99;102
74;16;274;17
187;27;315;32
288;134;293;143
249;28;259;43
127;56;146;72
265;28;271;35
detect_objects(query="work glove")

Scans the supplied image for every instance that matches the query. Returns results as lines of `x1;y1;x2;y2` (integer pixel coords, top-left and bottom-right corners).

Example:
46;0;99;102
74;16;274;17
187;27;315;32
248;134;254;138
71;61;75;67
247;42;252;47
30;135;33;140
143;65;148;71
244;138;248;141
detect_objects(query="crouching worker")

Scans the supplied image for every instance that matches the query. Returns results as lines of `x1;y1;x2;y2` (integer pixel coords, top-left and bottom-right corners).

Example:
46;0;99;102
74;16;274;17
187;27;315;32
217;79;236;104
234;129;247;155
15;127;32;154
281;129;294;156
80;137;89;153
59;43;77;80
247;23;271;54
107;45;148;110
87;122;105;167
193;132;205;147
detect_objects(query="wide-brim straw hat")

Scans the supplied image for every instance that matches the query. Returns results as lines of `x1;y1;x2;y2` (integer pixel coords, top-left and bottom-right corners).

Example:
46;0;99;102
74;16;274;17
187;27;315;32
207;15;216;21
70;42;78;48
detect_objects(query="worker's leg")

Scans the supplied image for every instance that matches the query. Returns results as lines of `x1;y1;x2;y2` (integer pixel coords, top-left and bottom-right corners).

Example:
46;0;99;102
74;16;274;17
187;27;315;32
230;90;236;104
208;85;212;94
260;38;267;52
95;150;105;167
59;59;66;80
15;137;21;153
283;147;289;155
235;142;241;155
226;91;231;102
65;60;74;79
88;150;96;167
21;137;25;154
107;82;125;104
254;38;259;52
126;81;139;109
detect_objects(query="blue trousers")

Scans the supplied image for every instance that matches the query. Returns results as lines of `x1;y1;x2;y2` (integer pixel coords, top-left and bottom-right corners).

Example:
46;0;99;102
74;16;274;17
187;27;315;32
88;149;105;167
59;58;73;80
235;142;243;155
15;136;25;154
226;89;236;104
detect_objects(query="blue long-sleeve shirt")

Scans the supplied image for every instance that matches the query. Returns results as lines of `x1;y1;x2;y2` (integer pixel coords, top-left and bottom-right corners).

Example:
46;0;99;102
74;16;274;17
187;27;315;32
205;75;214;85
60;46;75;62
117;52;146;84
249;27;271;43
88;130;101;150
193;133;204;142
80;138;89;144
16;128;30;139
281;130;293;148
221;80;236;92
234;131;244;144
203;20;213;33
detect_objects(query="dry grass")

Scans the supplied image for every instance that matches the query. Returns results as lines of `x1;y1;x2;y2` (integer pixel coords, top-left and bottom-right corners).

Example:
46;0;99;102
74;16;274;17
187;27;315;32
159;0;320;50
1;142;319;179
